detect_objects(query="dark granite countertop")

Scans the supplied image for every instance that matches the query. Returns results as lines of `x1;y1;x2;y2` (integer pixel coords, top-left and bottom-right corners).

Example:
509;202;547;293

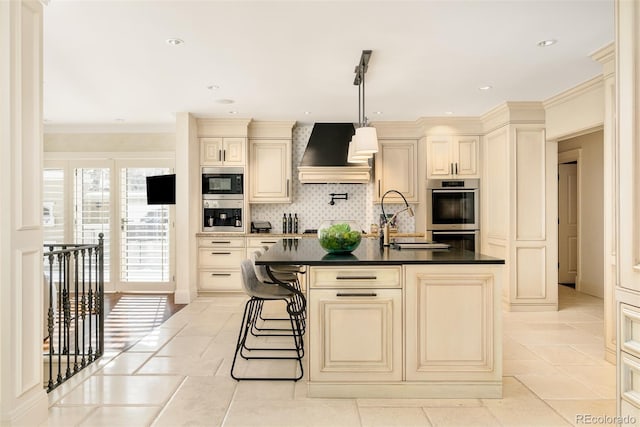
255;237;505;266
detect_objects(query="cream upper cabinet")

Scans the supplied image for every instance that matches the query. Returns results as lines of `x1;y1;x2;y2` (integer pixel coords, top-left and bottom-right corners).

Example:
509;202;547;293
374;139;418;202
249;139;291;203
201;137;246;166
427;135;479;179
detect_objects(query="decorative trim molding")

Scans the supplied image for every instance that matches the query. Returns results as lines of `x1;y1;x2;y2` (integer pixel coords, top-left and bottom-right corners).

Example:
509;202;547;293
197;118;252;137
248;120;296;139
543;76;603;109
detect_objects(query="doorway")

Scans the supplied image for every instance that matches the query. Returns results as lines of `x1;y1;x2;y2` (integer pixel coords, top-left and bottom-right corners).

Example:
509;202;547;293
558;160;578;288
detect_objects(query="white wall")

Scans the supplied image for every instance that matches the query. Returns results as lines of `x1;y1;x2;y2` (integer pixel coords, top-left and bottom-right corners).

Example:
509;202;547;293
44;132;175;152
558;130;604;298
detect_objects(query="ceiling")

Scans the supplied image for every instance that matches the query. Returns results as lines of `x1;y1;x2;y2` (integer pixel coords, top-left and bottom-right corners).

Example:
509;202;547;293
43;0;614;132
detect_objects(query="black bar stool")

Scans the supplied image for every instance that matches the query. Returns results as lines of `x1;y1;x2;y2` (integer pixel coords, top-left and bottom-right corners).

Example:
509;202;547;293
230;258;305;381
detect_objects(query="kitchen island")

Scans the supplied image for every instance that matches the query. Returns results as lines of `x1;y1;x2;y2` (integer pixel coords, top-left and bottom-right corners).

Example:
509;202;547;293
256;238;505;399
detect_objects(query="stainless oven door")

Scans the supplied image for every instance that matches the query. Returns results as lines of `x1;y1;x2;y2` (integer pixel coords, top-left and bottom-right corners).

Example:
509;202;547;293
427;188;479;230
428;230;479;253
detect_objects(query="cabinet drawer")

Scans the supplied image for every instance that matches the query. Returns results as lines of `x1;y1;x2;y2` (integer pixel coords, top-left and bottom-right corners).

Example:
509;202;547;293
199;270;242;292
621;303;640;359
198;237;244;248
246;237;280;248
199;247;244;267
309;266;401;289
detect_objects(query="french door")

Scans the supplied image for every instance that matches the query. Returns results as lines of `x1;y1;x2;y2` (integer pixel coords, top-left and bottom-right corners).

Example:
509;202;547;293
43;158;174;293
117;160;173;292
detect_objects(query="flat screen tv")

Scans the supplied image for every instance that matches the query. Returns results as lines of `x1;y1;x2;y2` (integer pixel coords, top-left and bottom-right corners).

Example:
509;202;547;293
146;174;176;205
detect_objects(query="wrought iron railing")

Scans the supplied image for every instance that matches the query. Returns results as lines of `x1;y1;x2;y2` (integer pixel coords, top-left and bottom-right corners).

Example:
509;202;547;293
43;233;104;392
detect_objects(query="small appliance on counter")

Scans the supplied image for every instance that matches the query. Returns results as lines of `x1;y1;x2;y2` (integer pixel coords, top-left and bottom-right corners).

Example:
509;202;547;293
251;221;272;233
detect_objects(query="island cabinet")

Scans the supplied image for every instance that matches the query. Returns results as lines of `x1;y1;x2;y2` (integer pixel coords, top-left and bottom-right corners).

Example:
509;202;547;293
427;135;479;179
248;139;291;203
197;236;245;292
374;139;418;203
404;264;502;386
201;137;245;166
308;266;403;382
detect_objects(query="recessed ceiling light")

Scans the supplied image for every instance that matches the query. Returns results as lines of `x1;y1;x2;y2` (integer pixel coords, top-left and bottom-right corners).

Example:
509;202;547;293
374;111;383;115
478;85;493;91
207;85;220;91
228;111;238;115
166;38;184;46
216;99;234;104
115;118;125;122
537;39;557;47
304;111;311;115
445;111;454;115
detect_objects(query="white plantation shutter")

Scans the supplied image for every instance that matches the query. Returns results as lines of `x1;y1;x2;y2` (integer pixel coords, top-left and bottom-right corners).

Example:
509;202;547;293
120;168;170;282
74;167;111;282
43;168;65;244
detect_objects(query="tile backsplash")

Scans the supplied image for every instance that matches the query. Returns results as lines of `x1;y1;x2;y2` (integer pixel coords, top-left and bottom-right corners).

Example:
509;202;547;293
249;124;416;234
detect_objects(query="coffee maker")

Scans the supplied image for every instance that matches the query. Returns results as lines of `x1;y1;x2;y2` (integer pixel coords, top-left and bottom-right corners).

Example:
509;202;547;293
203;199;243;232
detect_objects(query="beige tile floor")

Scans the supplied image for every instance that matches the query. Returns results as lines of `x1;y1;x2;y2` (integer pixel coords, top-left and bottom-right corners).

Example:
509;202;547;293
45;285;616;427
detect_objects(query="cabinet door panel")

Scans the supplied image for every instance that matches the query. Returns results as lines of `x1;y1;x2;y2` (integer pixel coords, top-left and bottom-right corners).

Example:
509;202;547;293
405;266;499;382
454;136;479;177
427;136;453;178
376;141;417;202
201;138;224;165
223;137;245;165
249;140;291;202
310;289;402;381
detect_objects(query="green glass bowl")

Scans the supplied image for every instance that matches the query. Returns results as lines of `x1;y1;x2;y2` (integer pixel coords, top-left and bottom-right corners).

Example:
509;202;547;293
317;221;362;254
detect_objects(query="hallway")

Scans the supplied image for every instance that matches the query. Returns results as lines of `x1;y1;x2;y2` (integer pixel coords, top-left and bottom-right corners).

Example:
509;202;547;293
44;286;615;426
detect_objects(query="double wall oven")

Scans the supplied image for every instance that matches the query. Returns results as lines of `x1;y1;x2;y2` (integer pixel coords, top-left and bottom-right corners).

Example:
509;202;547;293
202;167;244;232
427;179;479;252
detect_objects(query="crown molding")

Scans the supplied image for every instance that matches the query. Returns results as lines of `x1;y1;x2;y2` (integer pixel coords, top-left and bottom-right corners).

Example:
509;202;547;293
543;76;603;109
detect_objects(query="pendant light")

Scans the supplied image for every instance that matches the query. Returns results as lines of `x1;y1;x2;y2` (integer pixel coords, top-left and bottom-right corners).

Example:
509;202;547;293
352;50;378;157
348;56;372;164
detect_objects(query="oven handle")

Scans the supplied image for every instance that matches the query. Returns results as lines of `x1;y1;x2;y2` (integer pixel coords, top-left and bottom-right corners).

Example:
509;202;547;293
432;230;478;235
430;188;478;193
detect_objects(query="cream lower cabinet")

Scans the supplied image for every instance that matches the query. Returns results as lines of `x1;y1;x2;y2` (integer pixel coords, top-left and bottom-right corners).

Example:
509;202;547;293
246;236;280;259
197;236;245;292
404;264;501;384
308;266;402;382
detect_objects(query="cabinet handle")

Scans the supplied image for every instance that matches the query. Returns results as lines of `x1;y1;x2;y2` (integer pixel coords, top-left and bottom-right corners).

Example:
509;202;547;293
211;252;231;255
378;180;381;198
223;150;226;161
218;150;222;161
211;241;231;244
286;179;289;197
260;241;277;244
210;273;232;277
336;292;378;297
335;275;378;280
450;163;453;175
455;162;458;175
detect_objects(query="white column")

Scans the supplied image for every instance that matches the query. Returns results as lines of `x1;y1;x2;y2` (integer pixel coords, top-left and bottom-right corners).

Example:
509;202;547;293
174;112;199;304
0;1;48;425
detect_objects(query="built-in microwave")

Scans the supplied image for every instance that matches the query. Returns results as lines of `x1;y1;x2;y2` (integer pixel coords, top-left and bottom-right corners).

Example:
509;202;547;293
202;167;244;199
426;179;479;230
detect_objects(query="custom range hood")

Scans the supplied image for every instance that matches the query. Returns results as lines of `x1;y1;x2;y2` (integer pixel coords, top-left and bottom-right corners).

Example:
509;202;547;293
297;123;371;184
